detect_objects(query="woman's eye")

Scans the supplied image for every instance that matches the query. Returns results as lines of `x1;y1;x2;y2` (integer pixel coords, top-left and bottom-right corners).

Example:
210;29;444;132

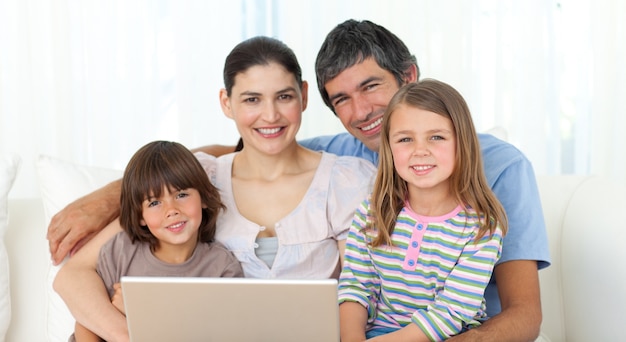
278;94;293;101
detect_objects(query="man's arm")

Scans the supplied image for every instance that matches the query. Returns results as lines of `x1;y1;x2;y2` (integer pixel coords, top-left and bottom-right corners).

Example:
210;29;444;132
446;260;542;342
47;180;122;265
53;221;129;342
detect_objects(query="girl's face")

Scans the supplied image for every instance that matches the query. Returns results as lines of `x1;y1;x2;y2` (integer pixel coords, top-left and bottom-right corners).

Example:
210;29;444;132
140;187;205;253
388;104;456;196
219;62;308;155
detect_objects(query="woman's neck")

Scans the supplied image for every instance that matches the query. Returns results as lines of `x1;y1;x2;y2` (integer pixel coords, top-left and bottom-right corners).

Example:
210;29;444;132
232;143;317;181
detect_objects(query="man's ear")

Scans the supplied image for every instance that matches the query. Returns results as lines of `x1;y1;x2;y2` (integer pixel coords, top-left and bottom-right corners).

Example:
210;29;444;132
219;89;234;119
404;64;419;83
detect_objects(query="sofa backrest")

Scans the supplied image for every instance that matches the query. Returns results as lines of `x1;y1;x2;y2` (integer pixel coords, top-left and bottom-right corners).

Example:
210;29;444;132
536;175;626;341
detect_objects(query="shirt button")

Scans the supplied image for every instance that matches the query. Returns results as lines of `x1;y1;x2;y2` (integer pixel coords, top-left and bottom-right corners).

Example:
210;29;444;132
412;241;418;248
259;226;266;231
417;224;423;230
253;243;259;248
408;260;415;266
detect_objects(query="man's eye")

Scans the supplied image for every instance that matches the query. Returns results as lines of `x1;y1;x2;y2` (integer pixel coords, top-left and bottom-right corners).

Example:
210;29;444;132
364;83;379;91
333;97;347;107
244;97;258;103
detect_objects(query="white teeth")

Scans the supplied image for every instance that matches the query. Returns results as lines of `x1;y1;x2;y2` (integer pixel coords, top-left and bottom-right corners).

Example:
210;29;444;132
257;127;281;135
412;165;433;171
169;222;184;229
361;117;383;132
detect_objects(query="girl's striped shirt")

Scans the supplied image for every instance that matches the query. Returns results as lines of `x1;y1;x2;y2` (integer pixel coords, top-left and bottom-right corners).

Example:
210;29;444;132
338;198;503;341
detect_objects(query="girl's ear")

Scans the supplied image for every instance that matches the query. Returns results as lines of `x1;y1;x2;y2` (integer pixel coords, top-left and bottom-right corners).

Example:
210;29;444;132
219;89;234;119
140;218;146;226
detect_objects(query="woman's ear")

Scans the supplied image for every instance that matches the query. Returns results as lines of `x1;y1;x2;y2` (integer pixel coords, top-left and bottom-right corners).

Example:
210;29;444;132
219;88;234;119
301;80;309;112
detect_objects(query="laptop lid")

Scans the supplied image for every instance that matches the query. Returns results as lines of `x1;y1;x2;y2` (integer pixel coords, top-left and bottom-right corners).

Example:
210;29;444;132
121;276;340;342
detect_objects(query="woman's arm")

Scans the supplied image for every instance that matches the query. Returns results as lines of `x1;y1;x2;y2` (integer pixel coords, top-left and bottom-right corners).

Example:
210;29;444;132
53;220;129;342
74;322;104;342
47;180;122;265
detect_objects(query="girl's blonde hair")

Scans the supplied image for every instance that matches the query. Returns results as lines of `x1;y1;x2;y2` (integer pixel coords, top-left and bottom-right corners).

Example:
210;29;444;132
370;79;508;247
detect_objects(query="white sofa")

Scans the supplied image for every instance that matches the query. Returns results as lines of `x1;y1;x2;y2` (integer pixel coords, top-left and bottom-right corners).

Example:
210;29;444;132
4;172;626;341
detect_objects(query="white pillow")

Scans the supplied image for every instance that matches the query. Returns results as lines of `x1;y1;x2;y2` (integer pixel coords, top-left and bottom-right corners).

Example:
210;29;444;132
0;154;20;341
36;155;122;342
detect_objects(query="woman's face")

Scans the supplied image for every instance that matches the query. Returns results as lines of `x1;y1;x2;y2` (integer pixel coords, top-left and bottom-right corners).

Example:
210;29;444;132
220;62;308;155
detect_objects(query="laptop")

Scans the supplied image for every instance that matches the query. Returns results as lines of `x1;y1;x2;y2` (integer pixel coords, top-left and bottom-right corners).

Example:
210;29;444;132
121;276;340;342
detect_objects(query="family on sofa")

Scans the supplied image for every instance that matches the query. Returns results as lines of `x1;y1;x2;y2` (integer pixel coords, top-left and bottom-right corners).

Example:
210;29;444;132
47;19;550;342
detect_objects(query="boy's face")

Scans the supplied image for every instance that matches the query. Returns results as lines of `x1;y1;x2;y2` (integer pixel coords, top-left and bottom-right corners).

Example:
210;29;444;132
324;58;402;153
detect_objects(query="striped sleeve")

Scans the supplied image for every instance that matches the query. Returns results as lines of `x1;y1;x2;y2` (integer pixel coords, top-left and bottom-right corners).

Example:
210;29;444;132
338;199;380;320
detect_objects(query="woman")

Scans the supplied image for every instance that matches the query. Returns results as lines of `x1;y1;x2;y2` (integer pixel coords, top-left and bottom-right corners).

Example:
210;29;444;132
200;36;375;278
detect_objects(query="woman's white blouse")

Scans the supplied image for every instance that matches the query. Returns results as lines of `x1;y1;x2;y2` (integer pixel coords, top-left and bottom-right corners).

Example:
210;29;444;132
195;151;376;279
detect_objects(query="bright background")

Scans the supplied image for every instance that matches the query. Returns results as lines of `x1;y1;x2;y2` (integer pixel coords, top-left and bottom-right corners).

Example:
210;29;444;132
1;0;625;198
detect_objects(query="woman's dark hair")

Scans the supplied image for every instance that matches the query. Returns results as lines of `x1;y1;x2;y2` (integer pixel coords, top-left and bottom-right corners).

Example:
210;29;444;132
223;36;303;96
120;140;225;248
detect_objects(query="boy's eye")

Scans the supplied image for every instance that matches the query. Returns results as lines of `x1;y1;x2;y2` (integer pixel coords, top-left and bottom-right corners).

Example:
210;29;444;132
147;200;159;207
176;191;189;199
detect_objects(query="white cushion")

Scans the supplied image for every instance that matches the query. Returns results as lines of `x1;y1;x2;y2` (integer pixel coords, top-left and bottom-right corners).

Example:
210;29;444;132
36;155;122;342
0;154;20;341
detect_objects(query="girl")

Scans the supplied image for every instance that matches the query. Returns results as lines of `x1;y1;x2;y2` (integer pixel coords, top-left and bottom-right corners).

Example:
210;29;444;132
338;80;508;342
73;141;243;341
194;36;376;278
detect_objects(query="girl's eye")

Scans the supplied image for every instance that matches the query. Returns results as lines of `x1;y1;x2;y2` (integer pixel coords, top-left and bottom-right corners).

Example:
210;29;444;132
431;135;444;141
398;137;411;143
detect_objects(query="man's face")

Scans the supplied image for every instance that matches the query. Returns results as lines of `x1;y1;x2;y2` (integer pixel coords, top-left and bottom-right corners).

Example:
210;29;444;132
324;58;403;152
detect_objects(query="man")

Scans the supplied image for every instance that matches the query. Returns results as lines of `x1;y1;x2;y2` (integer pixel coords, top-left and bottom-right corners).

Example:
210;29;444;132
49;20;550;341
303;20;550;341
